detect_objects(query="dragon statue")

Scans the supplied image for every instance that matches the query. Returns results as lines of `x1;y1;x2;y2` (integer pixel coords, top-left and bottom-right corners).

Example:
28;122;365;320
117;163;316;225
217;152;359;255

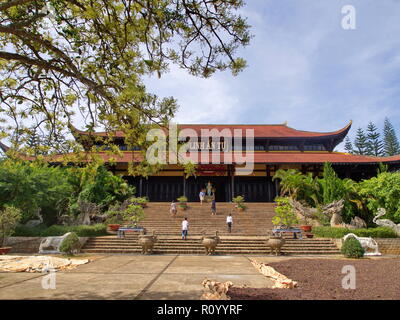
373;208;400;237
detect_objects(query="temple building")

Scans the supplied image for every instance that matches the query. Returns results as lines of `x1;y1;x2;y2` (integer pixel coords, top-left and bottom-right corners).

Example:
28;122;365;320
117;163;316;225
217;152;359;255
2;121;400;202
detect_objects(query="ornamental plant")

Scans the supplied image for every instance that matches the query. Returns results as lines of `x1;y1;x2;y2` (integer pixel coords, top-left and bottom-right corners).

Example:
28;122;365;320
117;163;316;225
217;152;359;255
341;236;365;259
123;204;145;227
272;197;299;228
59;232;81;255
177;196;188;208
0;206;22;247
232;195;246;210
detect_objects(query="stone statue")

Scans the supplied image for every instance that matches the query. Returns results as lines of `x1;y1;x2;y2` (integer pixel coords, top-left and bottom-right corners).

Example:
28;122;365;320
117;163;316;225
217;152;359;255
39;232;80;254
322;200;345;227
373;208;400;237
342;233;381;256
206;181;213;197
289;199;321;226
201;231;221;255
25;210;43;228
349;216;367;229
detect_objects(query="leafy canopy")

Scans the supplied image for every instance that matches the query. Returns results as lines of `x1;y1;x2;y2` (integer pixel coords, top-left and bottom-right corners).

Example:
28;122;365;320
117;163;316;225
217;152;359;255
0;0;251;153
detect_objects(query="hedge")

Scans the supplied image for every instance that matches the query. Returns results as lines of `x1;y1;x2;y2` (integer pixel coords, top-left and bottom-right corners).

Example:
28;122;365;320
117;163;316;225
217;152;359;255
312;226;397;238
13;224;108;237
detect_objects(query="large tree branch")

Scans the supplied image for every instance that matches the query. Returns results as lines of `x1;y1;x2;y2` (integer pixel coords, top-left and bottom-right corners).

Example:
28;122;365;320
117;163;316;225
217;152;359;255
0;0;34;12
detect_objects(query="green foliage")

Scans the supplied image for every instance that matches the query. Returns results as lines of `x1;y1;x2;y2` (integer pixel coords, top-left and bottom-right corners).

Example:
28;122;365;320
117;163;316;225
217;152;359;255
177;196;188;203
0;0;251;154
123;204;145;227
13;224;108;237
354;128;368;155
0;206;22;246
313;226;396;238
0;159;72;224
232;195;246;209
68;163;135;212
59;232;81;255
383;117;400;156
341;236;365;259
358;171;400;223
366;122;384;156
272;197;299;228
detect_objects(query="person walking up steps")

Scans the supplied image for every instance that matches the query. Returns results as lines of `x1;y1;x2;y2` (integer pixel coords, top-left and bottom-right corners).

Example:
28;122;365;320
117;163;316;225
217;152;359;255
199;189;205;205
226;213;233;233
182;217;189;240
170;200;177;217
211;199;216;215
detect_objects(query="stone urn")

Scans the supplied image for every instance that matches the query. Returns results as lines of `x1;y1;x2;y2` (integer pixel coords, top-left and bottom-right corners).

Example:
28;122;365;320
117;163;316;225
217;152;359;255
267;236;286;256
138;232;157;254
0;247;12;255
201;231;221;255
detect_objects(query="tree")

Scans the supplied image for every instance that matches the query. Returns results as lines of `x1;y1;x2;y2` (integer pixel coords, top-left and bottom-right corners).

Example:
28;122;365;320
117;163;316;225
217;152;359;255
344;136;353;154
365;122;383;156
0;0;251;154
0;206;22;247
383;118;400;156
353;128;368;155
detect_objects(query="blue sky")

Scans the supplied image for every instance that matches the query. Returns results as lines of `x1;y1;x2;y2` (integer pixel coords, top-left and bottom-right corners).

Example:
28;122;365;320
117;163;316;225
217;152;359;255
145;0;400;151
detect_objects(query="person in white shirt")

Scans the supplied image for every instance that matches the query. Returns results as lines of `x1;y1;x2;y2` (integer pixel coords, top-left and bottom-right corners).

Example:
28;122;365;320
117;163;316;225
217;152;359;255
199;189;205;205
226;214;233;233
170;200;177;217
182;217;189;240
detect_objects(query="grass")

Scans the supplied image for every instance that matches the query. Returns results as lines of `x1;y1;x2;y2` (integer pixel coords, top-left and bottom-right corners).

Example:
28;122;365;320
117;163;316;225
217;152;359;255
312;226;397;238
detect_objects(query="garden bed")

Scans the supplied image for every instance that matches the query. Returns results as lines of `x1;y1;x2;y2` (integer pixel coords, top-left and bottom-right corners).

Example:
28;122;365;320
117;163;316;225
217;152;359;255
228;258;400;300
312;226;397;238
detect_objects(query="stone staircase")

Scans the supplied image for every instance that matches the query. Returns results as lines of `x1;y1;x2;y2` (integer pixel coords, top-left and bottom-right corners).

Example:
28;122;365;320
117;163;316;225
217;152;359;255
82;202;340;255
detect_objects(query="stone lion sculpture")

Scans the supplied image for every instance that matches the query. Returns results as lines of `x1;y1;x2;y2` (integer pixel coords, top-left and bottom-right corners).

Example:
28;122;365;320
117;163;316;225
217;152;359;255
342;233;381;256
39;232;75;254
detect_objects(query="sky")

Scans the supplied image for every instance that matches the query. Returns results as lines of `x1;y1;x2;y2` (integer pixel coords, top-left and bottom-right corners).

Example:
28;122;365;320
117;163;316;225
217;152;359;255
144;0;400;151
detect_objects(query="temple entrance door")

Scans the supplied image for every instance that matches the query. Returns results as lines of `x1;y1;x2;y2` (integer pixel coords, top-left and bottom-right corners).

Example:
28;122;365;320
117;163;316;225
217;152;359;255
186;176;228;202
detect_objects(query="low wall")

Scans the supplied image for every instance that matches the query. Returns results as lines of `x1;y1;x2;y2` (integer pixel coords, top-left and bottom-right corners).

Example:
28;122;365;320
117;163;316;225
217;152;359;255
5;237;89;254
332;238;400;255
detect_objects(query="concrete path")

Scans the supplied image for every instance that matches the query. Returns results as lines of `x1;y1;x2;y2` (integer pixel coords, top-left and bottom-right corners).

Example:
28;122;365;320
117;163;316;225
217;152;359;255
0;255;274;300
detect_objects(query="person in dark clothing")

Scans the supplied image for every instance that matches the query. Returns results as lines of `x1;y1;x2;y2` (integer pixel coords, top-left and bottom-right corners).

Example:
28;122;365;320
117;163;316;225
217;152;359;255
211;199;216;215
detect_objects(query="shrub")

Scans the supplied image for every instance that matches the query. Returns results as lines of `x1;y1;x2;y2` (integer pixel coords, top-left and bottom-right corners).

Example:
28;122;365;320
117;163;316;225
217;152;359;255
341;236;364;258
272;197;299;228
232;195;246;209
0;206;22;246
59;232;81;255
13;224;47;237
313;226;396;238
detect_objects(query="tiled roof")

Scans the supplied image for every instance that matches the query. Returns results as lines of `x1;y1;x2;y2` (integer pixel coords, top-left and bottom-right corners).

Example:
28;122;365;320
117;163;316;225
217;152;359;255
71;121;352;139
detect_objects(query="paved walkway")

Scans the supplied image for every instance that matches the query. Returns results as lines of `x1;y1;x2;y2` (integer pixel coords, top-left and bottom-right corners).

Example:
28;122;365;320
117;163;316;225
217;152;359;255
0;254;276;300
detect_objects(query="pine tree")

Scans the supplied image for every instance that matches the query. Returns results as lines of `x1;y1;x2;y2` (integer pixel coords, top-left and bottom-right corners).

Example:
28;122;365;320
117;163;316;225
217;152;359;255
366;122;384;156
383;118;400;156
26;129;42;156
344;136;353;154
354;128;368;155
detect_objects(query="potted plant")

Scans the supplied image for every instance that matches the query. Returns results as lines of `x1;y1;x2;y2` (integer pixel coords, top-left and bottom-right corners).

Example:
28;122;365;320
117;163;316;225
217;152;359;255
232;195;246;212
0;206;22;255
105;206;124;231
272;197;299;229
123;204;145;228
132;196;149;208
299;215;313;233
177;196;188;210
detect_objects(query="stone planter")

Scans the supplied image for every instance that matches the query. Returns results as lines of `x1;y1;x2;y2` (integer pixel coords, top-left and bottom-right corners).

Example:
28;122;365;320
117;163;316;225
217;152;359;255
138;234;157;254
178;203;187;210
201;232;221;255
108;224;121;231
267;236;286;256
300;225;312;232
0;247;12;255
